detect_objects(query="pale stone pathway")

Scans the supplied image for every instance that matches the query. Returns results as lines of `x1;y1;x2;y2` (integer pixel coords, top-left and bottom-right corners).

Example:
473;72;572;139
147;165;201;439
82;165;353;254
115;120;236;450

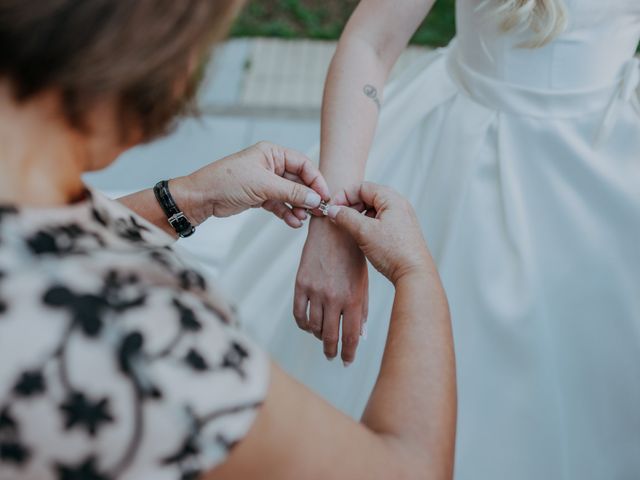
204;38;428;116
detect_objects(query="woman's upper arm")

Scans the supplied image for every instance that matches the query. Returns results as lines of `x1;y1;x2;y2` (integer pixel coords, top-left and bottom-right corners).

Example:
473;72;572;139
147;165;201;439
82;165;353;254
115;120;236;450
205;364;416;480
343;0;437;69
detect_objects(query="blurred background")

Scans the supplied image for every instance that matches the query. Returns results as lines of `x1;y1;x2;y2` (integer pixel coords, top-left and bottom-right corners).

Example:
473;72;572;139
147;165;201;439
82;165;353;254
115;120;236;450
84;0;455;274
232;0;455;45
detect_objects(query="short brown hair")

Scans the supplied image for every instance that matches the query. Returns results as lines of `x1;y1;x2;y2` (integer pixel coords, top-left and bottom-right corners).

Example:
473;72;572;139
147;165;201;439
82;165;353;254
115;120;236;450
0;0;242;140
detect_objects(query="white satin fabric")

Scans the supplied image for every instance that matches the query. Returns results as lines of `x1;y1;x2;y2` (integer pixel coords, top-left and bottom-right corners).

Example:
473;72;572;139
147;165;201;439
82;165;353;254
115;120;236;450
222;0;640;478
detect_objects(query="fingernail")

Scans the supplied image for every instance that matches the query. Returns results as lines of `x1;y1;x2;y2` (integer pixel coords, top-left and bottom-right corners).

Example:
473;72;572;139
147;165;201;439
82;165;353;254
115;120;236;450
361;323;368;340
325;355;335;362
328;205;340;219
304;192;321;208
343;360;352;368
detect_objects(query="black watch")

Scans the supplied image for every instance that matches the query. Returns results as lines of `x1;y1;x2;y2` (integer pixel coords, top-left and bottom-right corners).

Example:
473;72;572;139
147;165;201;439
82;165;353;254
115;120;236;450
153;180;196;238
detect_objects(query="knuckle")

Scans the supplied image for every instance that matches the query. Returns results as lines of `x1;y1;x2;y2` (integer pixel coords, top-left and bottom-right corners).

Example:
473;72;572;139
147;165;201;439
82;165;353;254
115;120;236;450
344;294;359;307
305;282;324;294
323;290;341;303
342;335;360;347
323;334;339;345
355;223;369;240
295;277;312;291
303;284;319;296
291;183;305;201
310;321;322;333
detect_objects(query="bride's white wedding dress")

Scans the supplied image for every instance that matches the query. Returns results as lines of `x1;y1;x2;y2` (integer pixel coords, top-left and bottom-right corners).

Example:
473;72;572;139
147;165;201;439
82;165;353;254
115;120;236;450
221;0;640;477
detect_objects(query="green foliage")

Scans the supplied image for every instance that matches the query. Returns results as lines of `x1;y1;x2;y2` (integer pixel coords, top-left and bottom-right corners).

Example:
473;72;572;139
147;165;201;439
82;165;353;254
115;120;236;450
231;0;456;46
411;0;456;46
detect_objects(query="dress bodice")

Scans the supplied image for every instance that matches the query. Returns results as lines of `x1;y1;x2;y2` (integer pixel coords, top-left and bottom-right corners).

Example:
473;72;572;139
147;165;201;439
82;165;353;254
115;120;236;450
456;0;640;90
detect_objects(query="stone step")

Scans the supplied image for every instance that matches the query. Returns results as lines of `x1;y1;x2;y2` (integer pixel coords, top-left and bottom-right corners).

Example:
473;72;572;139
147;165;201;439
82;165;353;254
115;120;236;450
200;38;430;117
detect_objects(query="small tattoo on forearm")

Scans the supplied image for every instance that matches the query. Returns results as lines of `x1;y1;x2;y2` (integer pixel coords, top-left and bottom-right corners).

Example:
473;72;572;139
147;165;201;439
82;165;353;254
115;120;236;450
363;84;381;109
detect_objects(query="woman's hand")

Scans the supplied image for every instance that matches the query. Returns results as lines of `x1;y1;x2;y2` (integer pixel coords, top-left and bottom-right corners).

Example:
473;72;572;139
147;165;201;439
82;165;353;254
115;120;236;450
294;218;368;365
174;142;331;228
328;182;432;285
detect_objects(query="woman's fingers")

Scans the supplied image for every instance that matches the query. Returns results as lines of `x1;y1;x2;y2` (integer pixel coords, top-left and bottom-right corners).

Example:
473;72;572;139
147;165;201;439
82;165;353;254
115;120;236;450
341;307;362;366
321;306;342;360
264;175;309;221
267;175;322;210
292;207;308;221
293;288;310;332
282;171;303;183
361;277;369;337
253;144;324;208
262;200;303;228
276;146;331;200
354;181;382;208
327;205;373;244
308;298;324;340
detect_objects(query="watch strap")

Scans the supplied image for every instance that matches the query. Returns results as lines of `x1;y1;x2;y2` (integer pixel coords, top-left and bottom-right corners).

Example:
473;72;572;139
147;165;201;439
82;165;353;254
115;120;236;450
153;180;195;238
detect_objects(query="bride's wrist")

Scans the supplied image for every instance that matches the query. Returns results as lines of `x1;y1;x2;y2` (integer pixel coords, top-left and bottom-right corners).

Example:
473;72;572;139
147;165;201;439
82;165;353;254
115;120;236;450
308;213;353;241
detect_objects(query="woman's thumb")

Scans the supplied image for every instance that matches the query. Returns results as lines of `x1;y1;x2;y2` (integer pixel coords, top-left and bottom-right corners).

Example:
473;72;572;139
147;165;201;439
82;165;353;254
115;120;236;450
270;175;322;208
328;205;370;242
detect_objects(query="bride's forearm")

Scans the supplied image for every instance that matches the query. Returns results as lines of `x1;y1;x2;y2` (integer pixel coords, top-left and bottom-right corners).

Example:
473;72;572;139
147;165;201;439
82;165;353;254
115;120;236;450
319;0;436;199
319;36;388;195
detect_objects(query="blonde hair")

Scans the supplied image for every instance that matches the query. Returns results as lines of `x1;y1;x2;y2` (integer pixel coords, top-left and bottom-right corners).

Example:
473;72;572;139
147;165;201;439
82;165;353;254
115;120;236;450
480;0;567;47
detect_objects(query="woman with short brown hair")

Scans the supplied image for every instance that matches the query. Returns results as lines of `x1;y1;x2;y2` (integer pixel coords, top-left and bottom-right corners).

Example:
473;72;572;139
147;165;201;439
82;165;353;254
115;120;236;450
0;2;455;479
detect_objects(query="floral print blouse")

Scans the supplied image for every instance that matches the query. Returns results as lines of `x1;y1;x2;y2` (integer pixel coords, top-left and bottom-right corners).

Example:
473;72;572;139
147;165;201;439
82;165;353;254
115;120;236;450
0;189;269;480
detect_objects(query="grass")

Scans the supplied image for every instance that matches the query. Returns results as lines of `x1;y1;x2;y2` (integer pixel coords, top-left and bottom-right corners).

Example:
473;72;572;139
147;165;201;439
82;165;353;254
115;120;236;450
232;0;456;47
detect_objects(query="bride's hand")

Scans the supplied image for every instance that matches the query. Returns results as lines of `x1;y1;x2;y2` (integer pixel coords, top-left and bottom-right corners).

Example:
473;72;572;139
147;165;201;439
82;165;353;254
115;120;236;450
174;142;331;228
294;207;369;366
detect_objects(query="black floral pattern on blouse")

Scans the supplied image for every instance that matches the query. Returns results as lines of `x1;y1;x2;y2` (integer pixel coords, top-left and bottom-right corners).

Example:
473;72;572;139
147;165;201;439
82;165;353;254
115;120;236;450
161;401;261;478
0;440;30;466
0;407;30;466
2;266;257;479
59;393;115;437
178;269;207;291
13;371;46;397
0;191;265;480
114;215;151;243
222;342;251;379
43;270;147;337
56;456;110;480
173;298;203;332
25;223;105;257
